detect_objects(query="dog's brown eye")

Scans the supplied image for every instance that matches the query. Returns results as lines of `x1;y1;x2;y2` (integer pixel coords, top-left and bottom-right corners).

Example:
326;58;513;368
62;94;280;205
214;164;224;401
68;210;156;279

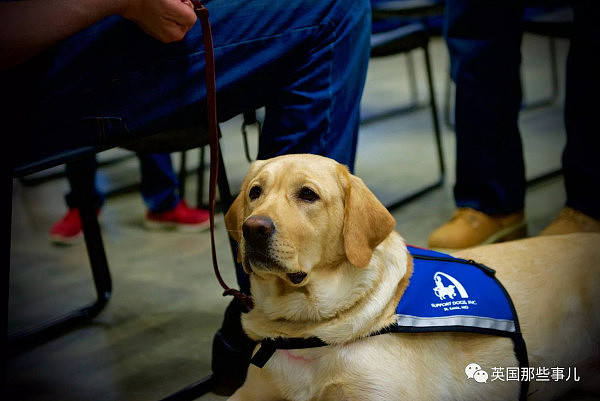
298;187;319;202
249;185;262;200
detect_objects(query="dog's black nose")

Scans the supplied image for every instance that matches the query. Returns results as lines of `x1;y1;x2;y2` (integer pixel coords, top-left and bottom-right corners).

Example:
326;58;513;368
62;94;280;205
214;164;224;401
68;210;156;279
242;215;275;248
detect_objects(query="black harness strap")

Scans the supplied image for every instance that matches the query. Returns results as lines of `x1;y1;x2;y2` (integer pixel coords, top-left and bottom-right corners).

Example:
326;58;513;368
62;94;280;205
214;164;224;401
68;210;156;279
251;337;327;368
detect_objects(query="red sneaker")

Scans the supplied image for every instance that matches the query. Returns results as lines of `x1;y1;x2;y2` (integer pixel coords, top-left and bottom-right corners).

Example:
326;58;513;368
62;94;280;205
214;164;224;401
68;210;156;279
49;208;84;245
145;200;211;232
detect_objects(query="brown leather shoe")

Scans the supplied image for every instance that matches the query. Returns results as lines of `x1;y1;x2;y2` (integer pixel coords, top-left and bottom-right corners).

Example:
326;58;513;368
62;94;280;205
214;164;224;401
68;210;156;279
428;208;527;251
539;207;600;236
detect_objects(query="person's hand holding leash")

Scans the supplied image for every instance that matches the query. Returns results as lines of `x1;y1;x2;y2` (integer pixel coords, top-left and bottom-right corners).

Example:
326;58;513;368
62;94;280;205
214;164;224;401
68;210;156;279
120;0;197;43
0;0;198;70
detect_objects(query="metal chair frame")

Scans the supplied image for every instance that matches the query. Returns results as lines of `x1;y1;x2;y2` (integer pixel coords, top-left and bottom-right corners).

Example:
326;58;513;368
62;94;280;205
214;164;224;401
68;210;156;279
368;0;446;211
8;125;237;400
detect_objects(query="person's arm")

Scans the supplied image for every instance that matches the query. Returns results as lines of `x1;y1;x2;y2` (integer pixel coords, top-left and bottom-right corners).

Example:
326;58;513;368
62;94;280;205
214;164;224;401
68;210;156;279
0;0;197;70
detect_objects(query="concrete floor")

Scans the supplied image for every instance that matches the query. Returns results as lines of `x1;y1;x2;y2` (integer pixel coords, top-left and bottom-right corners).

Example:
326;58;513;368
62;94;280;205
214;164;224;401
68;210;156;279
8;33;595;400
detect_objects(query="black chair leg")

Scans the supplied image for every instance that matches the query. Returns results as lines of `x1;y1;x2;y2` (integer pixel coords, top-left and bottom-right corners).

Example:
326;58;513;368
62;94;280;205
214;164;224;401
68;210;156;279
179;151;188;199
197;147;206;209
406;52;419;107
424;44;445;181
8;156;112;356
5;172;14;369
385;44;446;211
76;157;112;313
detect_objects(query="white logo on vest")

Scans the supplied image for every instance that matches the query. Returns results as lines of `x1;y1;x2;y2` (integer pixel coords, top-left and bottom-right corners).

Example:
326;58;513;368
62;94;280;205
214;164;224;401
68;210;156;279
433;271;468;300
431;272;478;311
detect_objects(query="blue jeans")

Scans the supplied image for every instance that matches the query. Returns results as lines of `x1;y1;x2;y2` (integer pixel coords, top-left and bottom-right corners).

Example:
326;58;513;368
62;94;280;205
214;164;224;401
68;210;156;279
65;153;180;213
7;0;371;173
444;0;600;218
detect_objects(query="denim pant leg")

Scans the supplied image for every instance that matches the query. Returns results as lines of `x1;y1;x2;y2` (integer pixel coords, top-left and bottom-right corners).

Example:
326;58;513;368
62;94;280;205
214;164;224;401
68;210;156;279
64;156;104;210
563;1;600;219
9;0;371;173
444;0;526;215
137;153;179;213
254;0;371;171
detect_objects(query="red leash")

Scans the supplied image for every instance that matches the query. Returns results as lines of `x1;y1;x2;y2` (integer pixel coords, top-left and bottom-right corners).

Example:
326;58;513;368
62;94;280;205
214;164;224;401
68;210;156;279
192;1;254;310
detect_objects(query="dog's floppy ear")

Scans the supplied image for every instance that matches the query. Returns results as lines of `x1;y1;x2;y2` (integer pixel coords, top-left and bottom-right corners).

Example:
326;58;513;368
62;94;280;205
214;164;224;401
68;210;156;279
224;159;267;262
225;193;244;243
224;193;244;263
340;165;396;267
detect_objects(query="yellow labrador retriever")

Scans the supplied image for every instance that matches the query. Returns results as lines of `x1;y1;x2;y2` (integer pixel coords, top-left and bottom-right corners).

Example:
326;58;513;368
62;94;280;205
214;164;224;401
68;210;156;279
224;154;600;401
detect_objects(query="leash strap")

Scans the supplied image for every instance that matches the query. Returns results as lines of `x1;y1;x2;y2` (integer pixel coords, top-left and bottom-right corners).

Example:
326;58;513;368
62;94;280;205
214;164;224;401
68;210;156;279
191;1;254;310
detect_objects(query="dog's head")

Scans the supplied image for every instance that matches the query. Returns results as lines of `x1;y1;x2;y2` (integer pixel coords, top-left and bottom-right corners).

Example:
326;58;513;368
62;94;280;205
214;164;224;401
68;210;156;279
225;154;396;287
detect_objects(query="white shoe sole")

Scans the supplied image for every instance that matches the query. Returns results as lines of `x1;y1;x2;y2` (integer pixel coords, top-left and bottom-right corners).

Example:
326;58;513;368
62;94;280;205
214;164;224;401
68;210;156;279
143;219;211;233
49;232;84;246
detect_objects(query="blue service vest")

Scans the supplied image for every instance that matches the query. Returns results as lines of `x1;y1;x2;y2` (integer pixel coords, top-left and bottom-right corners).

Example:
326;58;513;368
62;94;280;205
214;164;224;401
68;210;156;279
392;246;522;335
250;247;529;400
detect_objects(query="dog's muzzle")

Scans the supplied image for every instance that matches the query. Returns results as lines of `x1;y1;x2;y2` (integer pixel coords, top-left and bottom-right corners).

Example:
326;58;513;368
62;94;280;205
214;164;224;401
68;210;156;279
242;215;276;265
242;215;307;284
